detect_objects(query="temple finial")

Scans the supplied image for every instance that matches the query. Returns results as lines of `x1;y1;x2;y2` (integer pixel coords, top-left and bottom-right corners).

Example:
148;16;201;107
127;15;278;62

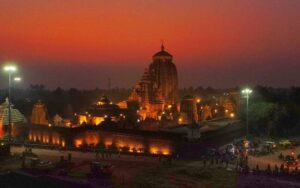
161;40;165;51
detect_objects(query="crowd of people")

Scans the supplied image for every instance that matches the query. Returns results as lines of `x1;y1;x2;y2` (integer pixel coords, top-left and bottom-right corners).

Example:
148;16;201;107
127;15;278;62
200;145;300;183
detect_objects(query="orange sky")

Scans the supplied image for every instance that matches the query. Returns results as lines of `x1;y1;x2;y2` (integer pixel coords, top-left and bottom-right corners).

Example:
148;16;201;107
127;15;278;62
0;0;299;88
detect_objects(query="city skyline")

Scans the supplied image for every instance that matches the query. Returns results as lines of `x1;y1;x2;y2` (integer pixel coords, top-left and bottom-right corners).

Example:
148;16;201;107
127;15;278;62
0;0;299;89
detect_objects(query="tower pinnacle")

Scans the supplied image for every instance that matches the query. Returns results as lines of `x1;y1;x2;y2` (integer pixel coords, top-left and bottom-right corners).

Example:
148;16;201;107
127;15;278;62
161;41;165;51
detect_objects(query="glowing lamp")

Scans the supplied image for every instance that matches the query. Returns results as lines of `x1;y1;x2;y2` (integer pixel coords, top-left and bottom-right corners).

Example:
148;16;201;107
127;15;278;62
3;65;17;72
14;77;21;82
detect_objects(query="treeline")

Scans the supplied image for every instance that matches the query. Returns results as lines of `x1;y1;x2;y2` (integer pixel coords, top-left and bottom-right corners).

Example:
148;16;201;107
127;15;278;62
179;86;239;99
0;85;237;118
1;84;300;136
0;84;131;118
242;86;300;137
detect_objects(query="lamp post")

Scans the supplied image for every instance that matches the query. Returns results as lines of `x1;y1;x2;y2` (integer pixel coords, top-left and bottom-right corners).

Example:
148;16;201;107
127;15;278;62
241;88;252;139
3;65;17;141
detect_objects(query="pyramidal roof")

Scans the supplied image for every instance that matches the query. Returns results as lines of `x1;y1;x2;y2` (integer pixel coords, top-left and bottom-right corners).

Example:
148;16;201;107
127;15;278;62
0;98;27;125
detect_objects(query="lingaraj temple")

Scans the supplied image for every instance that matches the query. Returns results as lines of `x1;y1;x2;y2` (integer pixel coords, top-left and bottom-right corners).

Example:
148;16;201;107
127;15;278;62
122;44;239;124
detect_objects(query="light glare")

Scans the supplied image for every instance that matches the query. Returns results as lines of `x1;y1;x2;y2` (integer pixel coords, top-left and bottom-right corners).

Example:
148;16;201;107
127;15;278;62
14;77;21;82
3;65;17;72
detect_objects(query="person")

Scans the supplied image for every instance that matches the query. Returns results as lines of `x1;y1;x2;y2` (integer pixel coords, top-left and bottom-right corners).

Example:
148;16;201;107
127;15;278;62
255;164;260;175
279;152;284;160
274;164;279;176
243;164;250;175
280;163;285;175
225;160;229;168
266;164;271;175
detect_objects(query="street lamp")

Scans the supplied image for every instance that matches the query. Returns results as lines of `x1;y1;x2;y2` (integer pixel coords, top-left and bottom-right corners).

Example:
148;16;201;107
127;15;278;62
241;88;253;139
14;77;22;82
3;65;17;141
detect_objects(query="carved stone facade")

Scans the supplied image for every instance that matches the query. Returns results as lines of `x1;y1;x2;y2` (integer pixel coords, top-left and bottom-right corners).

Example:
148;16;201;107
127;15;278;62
129;45;178;120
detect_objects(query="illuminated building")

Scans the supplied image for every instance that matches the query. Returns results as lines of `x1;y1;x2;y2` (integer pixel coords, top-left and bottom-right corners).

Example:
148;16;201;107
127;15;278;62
0;98;27;137
53;114;63;126
0;98;27;126
179;95;198;124
78;96;128;125
195;91;240;121
200;105;212;121
220;91;240;118
129;44;179;120
30;100;48;125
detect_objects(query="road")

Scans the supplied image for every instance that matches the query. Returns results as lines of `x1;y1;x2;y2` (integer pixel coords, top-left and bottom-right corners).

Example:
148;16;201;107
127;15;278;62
10;146;161;184
11;146;159;163
248;146;300;169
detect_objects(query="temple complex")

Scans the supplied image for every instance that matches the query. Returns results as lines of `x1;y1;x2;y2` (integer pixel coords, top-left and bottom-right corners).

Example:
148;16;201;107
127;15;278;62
26;46;239;128
129;44;179;120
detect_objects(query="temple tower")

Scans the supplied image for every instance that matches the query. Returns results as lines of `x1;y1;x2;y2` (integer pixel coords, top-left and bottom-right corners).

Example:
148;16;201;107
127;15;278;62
30;100;48;125
149;44;178;105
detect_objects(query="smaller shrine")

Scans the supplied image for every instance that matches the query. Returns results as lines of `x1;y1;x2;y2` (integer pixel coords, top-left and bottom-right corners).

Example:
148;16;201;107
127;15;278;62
30;100;48;125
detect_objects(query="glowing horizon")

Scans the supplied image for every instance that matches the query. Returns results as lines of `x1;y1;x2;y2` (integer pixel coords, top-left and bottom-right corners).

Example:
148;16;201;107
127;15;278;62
0;0;299;89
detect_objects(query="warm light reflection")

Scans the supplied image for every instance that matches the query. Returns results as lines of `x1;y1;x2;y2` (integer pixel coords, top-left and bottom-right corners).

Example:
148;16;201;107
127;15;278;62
75;139;83;148
79;115;88;124
92;117;104;125
27;129;173;155
28;131;65;147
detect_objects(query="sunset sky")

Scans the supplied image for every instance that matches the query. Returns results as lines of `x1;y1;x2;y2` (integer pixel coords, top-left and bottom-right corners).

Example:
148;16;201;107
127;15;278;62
0;0;299;89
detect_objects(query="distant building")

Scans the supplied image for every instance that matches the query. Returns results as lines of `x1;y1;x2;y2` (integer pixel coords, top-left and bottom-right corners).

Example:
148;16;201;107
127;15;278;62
200;105;213;121
179;95;198;124
221;91;240;118
53;114;63;126
0;98;27;137
0;98;27;126
78;96;129;126
30;100;48;125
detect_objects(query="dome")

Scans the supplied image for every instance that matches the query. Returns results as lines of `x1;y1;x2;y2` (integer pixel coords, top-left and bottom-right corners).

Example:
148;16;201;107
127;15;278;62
153;44;173;59
153;50;172;58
